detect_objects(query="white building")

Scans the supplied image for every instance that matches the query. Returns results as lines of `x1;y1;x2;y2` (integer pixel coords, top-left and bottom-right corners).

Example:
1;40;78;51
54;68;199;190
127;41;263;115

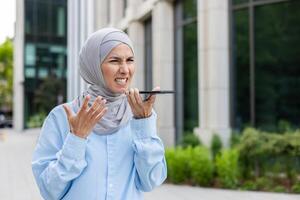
15;0;300;147
67;0;231;147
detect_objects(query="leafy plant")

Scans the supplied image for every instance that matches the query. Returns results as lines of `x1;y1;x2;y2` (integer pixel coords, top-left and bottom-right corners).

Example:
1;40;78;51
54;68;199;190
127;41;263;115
180;132;201;148
211;134;222;160
27;112;46;128
0;38;13;111
190;146;214;186
165;147;193;183
215;149;240;188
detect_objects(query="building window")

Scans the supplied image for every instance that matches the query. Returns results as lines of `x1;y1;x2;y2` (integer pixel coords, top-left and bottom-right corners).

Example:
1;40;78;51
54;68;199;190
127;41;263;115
144;17;153;91
232;0;300;131
24;0;67;128
175;0;198;141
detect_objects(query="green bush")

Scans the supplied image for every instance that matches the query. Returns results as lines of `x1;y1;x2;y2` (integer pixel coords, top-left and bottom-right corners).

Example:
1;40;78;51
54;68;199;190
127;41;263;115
27;112;46;128
190;146;214;186
240;180;257;191
165;147;193;183
255;177;274;191
238;128;300;178
291;182;300;193
165;146;213;186
211;134;222;160
230;131;241;148
215;149;240;188
180;133;201;148
272;186;286;193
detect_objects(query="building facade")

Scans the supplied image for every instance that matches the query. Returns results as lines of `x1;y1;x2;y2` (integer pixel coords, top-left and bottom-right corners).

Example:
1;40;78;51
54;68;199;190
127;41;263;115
15;0;300;148
14;0;67;130
67;0;231;147
67;0;300;147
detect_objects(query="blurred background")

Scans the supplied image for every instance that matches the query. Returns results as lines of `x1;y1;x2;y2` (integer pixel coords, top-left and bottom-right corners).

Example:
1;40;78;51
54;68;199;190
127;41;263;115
1;0;300;199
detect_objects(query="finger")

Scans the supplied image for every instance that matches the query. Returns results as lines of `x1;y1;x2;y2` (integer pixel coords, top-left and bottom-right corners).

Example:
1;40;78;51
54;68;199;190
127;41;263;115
129;88;137;105
94;107;108;122
88;96;103;114
133;88;143;107
63;104;74;119
91;99;107;118
126;93;134;109
79;95;91;114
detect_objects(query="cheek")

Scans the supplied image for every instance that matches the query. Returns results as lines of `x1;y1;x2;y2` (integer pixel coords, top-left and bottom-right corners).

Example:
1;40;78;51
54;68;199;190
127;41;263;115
102;66;117;83
129;65;135;76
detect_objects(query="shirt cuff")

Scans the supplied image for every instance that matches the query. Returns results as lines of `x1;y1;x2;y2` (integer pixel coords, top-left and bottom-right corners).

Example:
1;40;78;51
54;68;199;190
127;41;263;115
131;111;157;139
61;132;87;161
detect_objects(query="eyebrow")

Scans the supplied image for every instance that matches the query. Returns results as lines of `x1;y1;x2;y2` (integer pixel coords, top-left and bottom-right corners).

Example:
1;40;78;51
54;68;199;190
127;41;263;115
108;55;134;60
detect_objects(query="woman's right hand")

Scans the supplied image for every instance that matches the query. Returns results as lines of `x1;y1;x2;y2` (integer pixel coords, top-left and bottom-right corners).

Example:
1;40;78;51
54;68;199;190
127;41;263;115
63;95;108;139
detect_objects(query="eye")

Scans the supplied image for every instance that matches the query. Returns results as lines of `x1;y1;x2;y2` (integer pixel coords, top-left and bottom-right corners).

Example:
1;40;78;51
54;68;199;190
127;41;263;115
127;58;134;62
109;59;118;63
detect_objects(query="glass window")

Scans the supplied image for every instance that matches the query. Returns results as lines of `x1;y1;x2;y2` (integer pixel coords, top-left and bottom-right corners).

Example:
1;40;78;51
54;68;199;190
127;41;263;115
144;17;153;91
254;1;300;130
232;0;300;131
25;0;34;34
25;44;36;66
24;0;67;128
175;0;198;139
37;2;50;35
57;6;65;37
183;0;197;20
183;22;198;131
232;9;250;129
233;0;249;5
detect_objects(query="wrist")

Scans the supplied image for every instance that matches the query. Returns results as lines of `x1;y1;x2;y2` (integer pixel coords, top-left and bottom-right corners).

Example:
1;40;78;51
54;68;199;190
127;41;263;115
71;129;88;139
134;111;152;119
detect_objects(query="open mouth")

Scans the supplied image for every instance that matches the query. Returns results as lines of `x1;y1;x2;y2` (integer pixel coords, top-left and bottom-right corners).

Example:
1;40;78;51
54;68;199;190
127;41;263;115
115;78;128;86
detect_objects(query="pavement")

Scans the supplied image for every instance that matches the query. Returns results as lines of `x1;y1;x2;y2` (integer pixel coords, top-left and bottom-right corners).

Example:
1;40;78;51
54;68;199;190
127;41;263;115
0;128;299;200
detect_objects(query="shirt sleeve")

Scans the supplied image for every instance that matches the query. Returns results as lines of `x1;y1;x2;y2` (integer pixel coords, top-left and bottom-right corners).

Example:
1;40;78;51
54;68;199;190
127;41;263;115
31;109;88;200
131;111;167;192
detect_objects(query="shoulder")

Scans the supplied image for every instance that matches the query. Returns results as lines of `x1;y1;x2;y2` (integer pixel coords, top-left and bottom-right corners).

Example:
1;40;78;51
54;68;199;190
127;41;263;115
43;102;73;130
48;101;74;118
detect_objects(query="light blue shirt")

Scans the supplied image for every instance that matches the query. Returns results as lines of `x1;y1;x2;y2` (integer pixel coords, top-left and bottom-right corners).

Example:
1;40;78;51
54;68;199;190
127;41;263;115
32;103;167;200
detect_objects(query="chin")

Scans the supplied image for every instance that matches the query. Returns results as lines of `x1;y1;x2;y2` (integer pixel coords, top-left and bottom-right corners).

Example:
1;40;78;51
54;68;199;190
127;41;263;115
111;86;128;94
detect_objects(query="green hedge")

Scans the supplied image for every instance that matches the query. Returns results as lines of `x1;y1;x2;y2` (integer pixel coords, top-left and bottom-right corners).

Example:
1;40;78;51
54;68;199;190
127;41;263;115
215;149;240;188
166;146;213;186
166;129;300;193
238;128;300;178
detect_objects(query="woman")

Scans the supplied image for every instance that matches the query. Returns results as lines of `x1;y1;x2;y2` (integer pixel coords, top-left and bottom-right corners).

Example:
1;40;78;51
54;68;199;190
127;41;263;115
32;28;167;200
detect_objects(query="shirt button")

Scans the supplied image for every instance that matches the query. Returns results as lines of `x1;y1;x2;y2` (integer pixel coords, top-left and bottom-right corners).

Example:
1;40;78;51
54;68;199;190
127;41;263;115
109;184;113;188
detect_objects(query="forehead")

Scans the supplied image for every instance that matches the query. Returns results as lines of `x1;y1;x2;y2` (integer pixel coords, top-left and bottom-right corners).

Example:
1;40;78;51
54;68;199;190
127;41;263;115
107;43;134;57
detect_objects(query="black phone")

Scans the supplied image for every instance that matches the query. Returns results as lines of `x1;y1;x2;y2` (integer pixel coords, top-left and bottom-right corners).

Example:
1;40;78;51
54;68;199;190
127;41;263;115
139;90;175;94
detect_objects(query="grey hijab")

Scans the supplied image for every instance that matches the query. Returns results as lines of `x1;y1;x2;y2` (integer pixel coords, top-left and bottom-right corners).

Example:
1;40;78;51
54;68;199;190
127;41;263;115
75;27;134;135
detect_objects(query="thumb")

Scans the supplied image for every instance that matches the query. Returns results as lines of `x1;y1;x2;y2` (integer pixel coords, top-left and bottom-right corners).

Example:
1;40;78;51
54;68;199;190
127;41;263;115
63;104;74;119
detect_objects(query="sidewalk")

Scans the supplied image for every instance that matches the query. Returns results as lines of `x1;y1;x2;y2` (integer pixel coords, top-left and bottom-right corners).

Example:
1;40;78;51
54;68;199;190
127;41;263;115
0;128;299;200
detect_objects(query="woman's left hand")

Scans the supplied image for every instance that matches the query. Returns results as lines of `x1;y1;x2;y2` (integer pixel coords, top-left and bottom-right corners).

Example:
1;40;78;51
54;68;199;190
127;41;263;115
126;87;160;119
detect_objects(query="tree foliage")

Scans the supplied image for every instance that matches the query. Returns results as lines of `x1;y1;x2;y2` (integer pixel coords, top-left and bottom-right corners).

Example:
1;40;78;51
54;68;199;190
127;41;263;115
0;38;13;111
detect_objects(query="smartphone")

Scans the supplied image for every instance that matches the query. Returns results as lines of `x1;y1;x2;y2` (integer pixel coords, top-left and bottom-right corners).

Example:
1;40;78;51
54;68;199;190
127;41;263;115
139;90;175;94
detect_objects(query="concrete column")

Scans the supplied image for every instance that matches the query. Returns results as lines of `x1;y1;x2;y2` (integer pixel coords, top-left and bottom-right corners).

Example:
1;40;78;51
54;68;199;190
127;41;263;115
128;22;145;90
95;0;108;29
195;0;231;147
152;0;175;147
13;0;25;131
110;0;124;26
67;0;95;101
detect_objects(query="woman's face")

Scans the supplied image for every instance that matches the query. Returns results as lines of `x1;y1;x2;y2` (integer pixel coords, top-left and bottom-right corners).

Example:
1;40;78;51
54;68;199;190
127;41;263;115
101;43;135;94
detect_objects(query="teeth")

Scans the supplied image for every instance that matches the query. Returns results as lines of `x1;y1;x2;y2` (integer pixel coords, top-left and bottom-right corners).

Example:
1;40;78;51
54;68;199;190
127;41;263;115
115;78;127;84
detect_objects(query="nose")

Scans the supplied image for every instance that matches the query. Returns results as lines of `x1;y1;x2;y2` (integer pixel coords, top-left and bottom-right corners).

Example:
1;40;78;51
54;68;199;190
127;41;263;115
119;62;129;74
